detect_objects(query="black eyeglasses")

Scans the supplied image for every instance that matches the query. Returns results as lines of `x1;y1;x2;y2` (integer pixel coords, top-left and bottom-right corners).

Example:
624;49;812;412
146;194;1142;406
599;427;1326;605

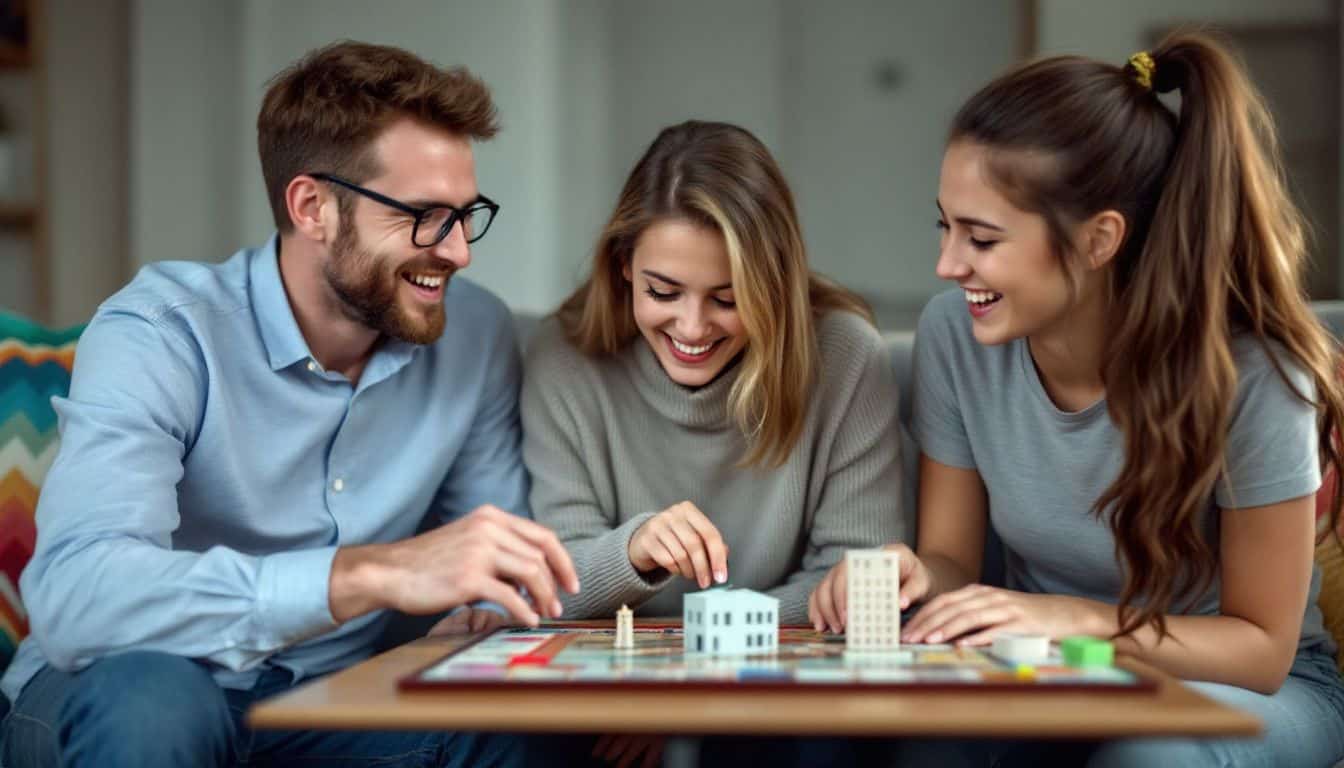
310;172;500;247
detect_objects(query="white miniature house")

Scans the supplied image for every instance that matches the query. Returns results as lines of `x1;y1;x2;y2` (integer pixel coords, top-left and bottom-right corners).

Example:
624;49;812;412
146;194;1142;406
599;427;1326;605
845;549;901;652
683;587;779;655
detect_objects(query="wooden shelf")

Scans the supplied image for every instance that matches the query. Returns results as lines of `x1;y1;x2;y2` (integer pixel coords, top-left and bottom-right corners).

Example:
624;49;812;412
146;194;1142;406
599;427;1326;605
0;45;29;69
0;201;34;228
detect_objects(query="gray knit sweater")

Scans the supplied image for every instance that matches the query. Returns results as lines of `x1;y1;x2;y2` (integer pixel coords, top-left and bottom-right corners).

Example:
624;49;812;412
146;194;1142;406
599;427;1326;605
521;309;909;623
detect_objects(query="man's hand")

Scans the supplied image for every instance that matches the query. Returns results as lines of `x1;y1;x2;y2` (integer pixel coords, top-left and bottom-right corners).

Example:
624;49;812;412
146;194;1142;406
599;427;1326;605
427;606;512;636
627;501;728;589
329;505;580;626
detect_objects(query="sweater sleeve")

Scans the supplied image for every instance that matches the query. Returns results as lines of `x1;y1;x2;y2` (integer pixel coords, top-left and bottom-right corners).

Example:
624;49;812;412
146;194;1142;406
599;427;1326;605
521;329;673;619
765;315;909;624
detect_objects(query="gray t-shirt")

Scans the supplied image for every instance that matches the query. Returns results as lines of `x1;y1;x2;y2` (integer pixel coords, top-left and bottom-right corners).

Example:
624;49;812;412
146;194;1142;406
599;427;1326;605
912;289;1333;653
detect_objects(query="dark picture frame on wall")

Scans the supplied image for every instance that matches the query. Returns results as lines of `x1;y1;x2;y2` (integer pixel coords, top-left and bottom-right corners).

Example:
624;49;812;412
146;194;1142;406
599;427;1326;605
0;0;29;68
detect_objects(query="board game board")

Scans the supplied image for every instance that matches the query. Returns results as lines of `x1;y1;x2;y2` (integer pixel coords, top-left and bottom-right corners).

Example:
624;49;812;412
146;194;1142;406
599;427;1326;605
401;625;1156;692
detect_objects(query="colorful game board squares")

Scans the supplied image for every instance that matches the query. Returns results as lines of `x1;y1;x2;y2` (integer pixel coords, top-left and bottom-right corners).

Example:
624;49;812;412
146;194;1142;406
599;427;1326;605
794;668;855;683
738;669;792;682
411;627;1147;691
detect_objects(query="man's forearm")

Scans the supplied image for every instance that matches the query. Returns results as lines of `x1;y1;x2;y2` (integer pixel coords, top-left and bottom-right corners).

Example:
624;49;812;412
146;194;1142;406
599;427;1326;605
25;536;339;672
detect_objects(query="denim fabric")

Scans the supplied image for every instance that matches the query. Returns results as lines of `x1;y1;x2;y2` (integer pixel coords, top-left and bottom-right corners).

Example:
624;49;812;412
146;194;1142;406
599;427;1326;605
889;649;1344;768
0;651;532;768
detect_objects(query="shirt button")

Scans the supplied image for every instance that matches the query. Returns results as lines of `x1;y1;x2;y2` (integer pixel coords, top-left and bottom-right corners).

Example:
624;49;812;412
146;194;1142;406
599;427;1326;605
307;360;319;372
332;478;345;493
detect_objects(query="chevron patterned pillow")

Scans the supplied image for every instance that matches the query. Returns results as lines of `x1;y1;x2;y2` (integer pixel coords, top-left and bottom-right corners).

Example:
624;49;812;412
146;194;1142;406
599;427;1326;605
0;311;81;676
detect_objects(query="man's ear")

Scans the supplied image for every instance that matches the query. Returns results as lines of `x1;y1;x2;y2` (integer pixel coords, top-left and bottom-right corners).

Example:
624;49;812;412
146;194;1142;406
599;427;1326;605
286;175;336;243
1081;210;1126;270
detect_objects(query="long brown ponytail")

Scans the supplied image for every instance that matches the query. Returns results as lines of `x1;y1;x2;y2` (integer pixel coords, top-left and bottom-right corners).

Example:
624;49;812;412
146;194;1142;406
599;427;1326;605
951;32;1344;639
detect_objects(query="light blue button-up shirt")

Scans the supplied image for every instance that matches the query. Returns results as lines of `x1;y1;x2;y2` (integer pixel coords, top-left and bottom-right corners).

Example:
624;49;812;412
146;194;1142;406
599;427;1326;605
2;237;529;702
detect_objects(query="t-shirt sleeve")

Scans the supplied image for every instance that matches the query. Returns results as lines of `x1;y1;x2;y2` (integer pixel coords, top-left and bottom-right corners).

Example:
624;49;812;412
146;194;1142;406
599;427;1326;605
1215;342;1321;509
910;294;976;469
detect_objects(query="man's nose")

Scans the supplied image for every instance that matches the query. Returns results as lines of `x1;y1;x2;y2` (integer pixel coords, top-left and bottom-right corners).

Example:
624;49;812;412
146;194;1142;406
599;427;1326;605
431;219;471;270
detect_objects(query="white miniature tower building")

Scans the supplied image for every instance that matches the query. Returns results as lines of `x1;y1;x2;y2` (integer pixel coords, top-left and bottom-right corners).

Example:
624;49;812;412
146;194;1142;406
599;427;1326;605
683;587;779;656
614;604;634;650
845;549;901;652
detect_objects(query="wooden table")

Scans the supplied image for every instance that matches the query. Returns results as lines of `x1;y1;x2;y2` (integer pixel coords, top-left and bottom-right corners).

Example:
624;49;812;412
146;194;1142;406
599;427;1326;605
250;624;1260;739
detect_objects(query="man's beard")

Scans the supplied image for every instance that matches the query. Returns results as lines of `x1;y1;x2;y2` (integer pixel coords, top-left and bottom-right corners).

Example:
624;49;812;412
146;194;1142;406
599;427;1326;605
324;222;448;345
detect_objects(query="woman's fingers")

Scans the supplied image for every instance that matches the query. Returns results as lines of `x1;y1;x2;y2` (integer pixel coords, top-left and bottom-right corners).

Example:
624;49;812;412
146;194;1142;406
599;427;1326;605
666;516;714;588
680;505;729;584
904;586;985;641
813;570;841;633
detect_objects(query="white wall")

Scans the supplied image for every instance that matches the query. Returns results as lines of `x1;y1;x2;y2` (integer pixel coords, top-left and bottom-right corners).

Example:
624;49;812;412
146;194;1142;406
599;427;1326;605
128;0;1019;320
1037;0;1336;60
554;0;616;294
133;0;592;315
231;0;577;315
600;1;1018;314
1037;0;1342;295
780;0;1018;311
608;0;787;169
131;1;241;283
121;1;1342;321
46;0;128;326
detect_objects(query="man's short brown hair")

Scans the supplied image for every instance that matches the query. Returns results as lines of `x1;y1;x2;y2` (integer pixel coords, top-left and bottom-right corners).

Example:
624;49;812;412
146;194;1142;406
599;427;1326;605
257;40;499;232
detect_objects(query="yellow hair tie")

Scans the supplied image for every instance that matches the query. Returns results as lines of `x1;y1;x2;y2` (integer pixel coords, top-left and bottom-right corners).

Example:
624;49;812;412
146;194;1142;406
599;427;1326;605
1128;51;1156;90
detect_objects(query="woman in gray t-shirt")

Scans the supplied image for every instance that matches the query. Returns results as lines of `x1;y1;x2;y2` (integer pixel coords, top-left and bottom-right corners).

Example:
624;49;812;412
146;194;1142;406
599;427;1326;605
811;33;1344;767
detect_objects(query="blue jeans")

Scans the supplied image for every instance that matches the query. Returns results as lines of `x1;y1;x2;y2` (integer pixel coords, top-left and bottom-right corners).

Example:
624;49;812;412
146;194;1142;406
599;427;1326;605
892;649;1344;767
0;651;538;768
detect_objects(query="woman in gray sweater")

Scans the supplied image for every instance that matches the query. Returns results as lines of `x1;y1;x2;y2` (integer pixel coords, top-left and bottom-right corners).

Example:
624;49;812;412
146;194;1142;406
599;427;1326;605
522;120;910;626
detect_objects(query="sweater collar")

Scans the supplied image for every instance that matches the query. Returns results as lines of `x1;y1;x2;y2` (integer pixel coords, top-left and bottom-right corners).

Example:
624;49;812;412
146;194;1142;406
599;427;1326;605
625;335;741;430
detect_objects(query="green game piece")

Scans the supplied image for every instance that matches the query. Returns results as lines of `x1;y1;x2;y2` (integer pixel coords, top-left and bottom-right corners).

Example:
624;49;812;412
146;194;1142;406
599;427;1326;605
1060;636;1114;667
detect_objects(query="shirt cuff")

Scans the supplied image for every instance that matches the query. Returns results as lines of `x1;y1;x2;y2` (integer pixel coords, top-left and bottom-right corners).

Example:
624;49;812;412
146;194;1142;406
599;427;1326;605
470;601;509;618
254;546;340;650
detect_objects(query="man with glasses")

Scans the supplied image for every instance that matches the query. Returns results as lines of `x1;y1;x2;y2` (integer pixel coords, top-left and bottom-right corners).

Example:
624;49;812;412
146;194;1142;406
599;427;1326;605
0;42;577;768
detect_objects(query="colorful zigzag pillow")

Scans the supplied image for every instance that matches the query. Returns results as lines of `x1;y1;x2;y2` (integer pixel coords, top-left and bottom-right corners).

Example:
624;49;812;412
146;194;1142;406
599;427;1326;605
0;311;81;676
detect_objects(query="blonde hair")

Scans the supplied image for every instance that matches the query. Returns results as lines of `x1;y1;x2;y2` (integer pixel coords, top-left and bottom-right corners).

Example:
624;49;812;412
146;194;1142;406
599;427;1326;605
558;121;871;467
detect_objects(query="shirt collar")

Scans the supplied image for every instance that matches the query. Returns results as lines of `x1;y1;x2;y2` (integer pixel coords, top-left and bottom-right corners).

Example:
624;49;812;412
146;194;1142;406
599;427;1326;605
249;234;425;381
250;235;315;371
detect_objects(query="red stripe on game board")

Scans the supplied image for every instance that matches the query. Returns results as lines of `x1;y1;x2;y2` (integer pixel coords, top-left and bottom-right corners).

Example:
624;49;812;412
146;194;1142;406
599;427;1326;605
535;633;578;657
505;633;578;667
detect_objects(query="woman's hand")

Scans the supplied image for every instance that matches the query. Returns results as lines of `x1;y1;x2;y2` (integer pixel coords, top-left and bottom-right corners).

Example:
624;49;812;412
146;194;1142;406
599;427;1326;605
901;585;1105;645
807;542;932;633
627;501;728;589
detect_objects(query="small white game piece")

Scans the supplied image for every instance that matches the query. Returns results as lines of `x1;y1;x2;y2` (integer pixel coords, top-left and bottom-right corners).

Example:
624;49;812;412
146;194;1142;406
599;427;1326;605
992;633;1049;663
614;604;634;650
845;549;901;653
